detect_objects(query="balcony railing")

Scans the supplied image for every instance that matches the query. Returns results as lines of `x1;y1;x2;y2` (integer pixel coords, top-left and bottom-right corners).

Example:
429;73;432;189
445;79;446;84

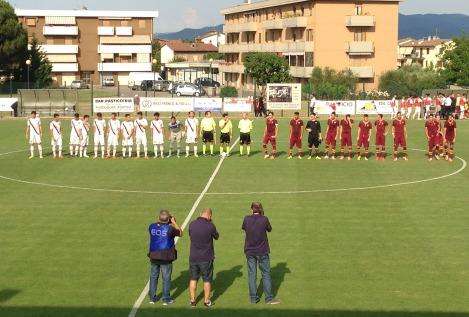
290;66;314;78
219;63;245;73
219;41;314;53
282;16;308;28
224;22;258;33
115;26;133;36
263;19;284;30
40;45;79;54
346;15;375;27
98;26;114;36
98;45;152;54
349;66;374;78
43;26;78;36
98;62;152;72
346;41;374;55
51;63;79;72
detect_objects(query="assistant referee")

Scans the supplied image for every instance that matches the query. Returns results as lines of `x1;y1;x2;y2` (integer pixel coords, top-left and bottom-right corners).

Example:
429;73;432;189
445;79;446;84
200;111;216;156
238;112;253;156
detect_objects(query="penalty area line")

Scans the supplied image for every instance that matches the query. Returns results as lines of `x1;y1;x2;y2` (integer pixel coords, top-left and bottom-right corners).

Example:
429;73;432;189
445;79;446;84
127;138;240;317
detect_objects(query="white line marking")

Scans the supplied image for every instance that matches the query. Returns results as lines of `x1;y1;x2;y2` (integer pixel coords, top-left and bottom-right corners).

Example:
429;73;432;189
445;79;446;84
127;138;240;317
0;148;30;156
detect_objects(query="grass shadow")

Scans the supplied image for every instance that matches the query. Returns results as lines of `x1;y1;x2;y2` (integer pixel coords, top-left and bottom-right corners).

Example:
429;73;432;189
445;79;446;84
0;289;21;303
212;265;243;302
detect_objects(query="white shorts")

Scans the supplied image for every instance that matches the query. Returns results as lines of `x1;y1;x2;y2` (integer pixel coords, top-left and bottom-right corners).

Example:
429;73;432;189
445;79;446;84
122;137;134;147
51;137;62;147
94;135;105;146
107;135;119;147
29;134;41;145
153;134;164;145
70;134;81;145
186;134;197;144
80;136;89;147
136;135;147;146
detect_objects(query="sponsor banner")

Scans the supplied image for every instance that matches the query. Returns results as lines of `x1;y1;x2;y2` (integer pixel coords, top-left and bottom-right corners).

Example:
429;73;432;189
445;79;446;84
0;98;17;112
313;100;356;115
93;98;135;113
139;97;194;112
193;98;223;112
356;100;393;115
266;83;302;110
223;98;253;112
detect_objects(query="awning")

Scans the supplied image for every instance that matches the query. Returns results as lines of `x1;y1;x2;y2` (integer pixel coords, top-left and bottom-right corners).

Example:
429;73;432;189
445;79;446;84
45;16;76;25
101;53;114;60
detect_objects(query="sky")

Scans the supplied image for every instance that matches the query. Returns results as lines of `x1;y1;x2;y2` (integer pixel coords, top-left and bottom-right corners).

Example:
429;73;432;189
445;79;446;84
8;0;469;33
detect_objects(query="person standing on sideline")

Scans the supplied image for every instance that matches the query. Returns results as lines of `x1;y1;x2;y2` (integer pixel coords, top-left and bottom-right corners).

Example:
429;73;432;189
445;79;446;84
80;115;90;158
218;113;233;156
184;111;199;157
106;112;120;159
188;208;219;307
242;203;280;305
70;113;83;157
148;210;182;305
167;116;183;158
262;111;279;159
151;112;165;159
287;112;304;159
238;112;253;156
134;111;149;159
121;114;135;158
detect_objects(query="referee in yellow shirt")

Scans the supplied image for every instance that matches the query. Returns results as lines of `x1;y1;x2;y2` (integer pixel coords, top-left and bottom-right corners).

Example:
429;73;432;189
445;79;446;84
238;112;253;156
200;111;217;156
219;113;233;156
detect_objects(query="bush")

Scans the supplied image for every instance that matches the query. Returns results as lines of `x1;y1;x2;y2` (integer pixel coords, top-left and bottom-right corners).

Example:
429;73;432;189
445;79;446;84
220;86;238;98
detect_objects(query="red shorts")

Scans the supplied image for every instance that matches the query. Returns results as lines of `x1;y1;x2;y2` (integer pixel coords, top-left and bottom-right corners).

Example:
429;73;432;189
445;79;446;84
375;135;386;147
289;137;302;148
394;136;406;149
326;134;337;147
341;134;352;147
428;136;439;151
263;134;277;146
357;138;370;149
445;134;455;144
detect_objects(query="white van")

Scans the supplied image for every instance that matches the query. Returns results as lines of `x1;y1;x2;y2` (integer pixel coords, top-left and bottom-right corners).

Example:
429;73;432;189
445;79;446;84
128;72;163;90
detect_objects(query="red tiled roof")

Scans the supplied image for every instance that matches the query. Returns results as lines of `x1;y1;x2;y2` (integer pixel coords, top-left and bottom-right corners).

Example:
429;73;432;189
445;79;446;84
164;40;218;53
400;38;451;48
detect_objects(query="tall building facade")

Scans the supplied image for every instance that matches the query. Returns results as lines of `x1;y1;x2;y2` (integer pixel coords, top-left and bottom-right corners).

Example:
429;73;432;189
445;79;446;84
15;9;158;86
219;0;400;91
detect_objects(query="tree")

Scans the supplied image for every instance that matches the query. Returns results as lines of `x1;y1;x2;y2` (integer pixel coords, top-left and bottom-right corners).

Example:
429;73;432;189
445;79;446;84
0;0;28;71
440;35;469;87
24;37;52;88
379;65;446;98
307;67;357;100
203;52;225;61
220;86;238;98
243;52;291;88
151;40;161;72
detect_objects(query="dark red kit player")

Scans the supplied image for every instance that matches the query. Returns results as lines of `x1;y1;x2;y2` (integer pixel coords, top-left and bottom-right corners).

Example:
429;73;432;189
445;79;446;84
444;114;457;162
356;114;373;160
288;112;304;159
263;111;279;159
325;112;340;159
374;114;389;160
339;114;354;160
425;114;441;161
392;112;408;161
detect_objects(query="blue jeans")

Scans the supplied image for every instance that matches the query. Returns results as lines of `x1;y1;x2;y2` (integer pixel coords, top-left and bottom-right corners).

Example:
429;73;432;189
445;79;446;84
246;254;273;303
149;262;173;302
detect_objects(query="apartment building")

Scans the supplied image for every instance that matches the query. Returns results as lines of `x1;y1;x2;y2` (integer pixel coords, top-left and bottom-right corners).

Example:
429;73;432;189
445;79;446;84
160;40;218;64
15;9;158;86
398;37;452;69
220;0;400;90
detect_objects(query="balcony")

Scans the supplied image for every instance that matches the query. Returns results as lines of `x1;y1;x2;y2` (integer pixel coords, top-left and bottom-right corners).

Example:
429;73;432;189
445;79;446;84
219;41;314;53
349;66;374;78
40;45;79;54
283;16;308;28
98;26;114;36
290;66;314;78
224;22;258;33
346;41;374;55
51;63;78;72
43;26;78;36
219;63;245;73
115;26;133;36
100;35;151;45
47;54;77;63
98;45;152;54
346;15;375;27
98;62;152;72
263;19;283;30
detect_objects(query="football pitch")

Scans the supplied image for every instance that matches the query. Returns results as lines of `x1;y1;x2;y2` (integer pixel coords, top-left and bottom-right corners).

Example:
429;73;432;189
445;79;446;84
0;116;468;317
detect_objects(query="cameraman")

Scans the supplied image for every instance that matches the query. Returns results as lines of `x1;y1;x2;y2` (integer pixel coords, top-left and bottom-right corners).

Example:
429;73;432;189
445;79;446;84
148;210;182;305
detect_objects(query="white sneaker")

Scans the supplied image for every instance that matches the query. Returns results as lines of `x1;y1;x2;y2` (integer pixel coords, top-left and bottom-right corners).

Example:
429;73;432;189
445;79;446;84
287;156;292;160
185;154;189;158
308;156;312;160
316;156;322;160
194;154;199;158
264;154;270;159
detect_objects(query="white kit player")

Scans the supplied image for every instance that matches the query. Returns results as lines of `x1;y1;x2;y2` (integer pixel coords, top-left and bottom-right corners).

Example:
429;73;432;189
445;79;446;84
184;111;199;157
151;112;165;158
121;114;135;158
26;111;43;159
107;112;120;158
49;113;62;159
134;111;149;159
80;115;90;158
93;113;106;159
70;113;83;157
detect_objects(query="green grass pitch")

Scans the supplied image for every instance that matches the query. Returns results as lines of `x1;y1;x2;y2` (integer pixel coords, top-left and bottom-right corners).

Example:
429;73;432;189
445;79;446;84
0;116;468;317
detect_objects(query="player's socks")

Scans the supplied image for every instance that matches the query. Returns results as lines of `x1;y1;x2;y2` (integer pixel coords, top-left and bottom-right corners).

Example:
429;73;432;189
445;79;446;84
202;144;206;155
154;145;158;157
226;146;230;155
177;149;180;157
144;146;148;158
123;148;127;158
112;147;117;157
70;146;74;156
94;146;98;158
38;145;43;158
220;146;224;155
136;145;140;158
127;147;132;158
29;145;34;158
210;144;214;155
185;146;190;156
59;148;62;158
75;146;79;156
193;146;198;157
159;145;164;158
101;146;105;158
247;146;251;156
240;146;244;156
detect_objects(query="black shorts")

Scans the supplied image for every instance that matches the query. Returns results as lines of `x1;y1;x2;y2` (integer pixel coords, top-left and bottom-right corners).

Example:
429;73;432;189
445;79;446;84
202;131;214;143
308;136;321;148
220;132;230;144
189;261;213;283
240;133;251;145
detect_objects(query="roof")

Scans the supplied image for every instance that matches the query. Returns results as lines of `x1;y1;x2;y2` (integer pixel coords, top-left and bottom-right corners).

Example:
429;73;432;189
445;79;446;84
163;40;218;53
221;0;402;15
15;9;158;18
400;38;451;48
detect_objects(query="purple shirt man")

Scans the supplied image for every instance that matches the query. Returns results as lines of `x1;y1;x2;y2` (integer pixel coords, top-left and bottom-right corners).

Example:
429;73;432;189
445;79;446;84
242;212;272;256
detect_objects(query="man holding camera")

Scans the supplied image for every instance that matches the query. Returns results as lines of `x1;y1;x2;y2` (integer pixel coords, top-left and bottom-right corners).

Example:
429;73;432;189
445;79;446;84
148;210;182;305
242;203;280;305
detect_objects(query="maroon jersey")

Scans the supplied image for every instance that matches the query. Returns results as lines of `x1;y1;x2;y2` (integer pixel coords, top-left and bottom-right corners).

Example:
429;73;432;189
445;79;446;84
374;119;388;137
327;119;339;136
425;120;439;138
290;118;304;137
359;121;373;139
265;118;278;135
444;120;456;139
340;119;353;136
392;119;406;137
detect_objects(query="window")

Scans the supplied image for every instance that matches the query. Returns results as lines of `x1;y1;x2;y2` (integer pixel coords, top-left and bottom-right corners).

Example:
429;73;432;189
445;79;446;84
301;7;305;16
65;38;73;45
354;31;366;41
121;20;129;26
426;48;430;54
258;33;261;43
138;19;146;28
46;38;54;44
355;5;363;15
26;18;36;27
306;29;314;42
103;20;111;26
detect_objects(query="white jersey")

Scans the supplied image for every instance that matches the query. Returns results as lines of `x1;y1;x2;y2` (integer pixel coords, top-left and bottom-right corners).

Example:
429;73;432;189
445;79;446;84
151;119;164;144
27;117;42;144
49;121;62;146
185;118;199;144
70;119;83;145
108;119;121;137
93;119;106;146
81;121;90;147
121;121;134;139
134;119;148;137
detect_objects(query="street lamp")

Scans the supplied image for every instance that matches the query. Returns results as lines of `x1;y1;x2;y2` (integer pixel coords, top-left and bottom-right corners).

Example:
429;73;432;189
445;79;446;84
25;59;31;89
152;58;157;97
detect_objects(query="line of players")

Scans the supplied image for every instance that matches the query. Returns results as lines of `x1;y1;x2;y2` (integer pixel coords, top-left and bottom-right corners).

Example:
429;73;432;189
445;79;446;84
265;111;457;162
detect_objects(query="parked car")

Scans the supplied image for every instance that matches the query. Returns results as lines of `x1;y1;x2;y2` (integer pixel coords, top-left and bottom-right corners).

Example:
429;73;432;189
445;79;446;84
194;77;220;88
168;81;184;94
70;80;89;89
175;84;205;97
140;80;170;91
102;77;115;87
128;72;163;90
